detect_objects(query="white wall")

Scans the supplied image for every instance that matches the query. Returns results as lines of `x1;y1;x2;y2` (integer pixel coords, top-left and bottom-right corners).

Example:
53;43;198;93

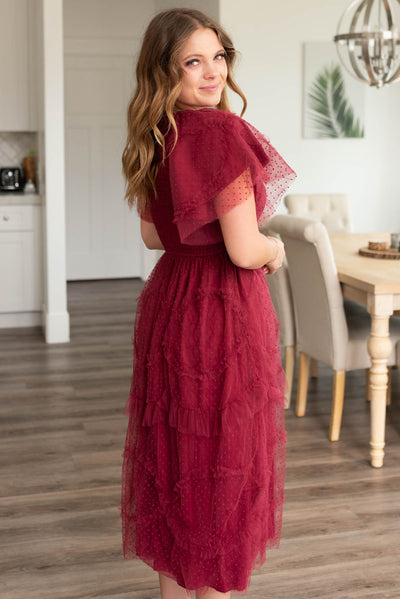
155;0;218;20
63;0;156;80
220;0;400;232
63;0;155;38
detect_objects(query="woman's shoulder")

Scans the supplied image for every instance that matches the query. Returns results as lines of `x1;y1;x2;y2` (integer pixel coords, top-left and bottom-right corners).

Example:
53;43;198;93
167;108;272;170
174;108;243;135
171;109;270;159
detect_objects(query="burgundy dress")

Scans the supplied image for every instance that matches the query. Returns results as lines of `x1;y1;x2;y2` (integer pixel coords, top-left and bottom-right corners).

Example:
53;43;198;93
120;108;296;595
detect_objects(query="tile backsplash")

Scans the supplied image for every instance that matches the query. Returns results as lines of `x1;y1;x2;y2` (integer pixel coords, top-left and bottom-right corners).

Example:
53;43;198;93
0;132;38;167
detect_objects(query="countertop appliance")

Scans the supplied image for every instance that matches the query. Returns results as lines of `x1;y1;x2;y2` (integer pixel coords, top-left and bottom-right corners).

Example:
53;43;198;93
0;167;24;192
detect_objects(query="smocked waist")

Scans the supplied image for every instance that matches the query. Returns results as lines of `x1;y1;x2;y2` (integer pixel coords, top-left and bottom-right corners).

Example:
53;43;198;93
164;242;227;257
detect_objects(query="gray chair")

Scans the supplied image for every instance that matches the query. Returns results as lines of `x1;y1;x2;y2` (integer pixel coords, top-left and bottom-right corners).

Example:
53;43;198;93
284;193;352;379
261;221;296;408
265;259;296;408
267;215;400;441
284;193;352;232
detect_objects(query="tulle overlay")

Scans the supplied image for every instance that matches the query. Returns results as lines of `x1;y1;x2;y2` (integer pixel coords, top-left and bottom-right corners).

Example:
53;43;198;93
121;246;286;594
168;109;296;245
121;109;296;595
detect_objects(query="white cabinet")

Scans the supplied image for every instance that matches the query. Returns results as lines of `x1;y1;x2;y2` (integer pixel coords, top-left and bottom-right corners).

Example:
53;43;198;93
0;203;42;326
0;0;38;131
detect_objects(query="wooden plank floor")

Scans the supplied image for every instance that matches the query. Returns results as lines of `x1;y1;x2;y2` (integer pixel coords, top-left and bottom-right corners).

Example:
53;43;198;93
0;278;399;599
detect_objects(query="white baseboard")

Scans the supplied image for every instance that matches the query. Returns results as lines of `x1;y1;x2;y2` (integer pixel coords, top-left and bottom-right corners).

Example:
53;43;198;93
0;312;42;328
44;309;70;343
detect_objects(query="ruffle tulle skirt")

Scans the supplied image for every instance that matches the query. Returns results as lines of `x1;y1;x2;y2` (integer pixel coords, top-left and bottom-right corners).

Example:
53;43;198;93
120;243;286;595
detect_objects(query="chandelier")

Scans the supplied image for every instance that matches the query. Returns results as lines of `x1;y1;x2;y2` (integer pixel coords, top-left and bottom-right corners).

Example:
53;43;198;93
334;0;400;87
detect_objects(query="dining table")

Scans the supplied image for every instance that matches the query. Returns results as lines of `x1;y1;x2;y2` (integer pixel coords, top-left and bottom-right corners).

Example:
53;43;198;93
330;232;400;468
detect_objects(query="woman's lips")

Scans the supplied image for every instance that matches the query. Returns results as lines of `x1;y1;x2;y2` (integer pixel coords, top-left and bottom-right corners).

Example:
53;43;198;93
200;85;219;93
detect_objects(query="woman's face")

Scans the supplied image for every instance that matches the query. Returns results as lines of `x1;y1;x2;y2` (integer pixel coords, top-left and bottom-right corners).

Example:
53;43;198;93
176;27;228;110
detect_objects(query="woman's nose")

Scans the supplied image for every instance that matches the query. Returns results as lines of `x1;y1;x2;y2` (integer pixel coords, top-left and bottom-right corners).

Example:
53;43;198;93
204;61;218;78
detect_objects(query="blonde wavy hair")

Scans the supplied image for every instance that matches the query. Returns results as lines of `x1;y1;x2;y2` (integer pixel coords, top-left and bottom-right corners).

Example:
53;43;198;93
122;8;247;212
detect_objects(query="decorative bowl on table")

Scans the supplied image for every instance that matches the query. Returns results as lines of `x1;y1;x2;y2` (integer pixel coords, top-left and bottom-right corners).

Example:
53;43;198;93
368;240;389;251
358;240;400;260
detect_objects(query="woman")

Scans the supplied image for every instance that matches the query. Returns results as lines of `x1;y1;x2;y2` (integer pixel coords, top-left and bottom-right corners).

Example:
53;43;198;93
120;8;296;599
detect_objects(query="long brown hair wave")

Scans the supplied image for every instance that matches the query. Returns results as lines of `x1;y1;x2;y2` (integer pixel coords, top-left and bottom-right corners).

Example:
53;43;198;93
122;8;247;212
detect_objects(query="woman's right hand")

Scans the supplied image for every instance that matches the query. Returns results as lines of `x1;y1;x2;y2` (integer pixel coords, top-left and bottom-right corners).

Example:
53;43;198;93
263;237;285;275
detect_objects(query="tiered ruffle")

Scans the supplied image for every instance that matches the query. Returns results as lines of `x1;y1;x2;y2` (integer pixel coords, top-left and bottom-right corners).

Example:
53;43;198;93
120;249;286;595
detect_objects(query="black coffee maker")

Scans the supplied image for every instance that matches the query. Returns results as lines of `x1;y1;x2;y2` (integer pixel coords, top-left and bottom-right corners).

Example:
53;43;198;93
0;167;24;191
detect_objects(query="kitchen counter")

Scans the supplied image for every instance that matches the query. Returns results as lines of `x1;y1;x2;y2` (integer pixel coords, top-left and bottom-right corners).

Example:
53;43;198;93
0;193;41;206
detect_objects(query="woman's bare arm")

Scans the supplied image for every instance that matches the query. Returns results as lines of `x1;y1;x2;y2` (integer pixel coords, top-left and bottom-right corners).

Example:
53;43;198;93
218;193;284;272
141;220;165;250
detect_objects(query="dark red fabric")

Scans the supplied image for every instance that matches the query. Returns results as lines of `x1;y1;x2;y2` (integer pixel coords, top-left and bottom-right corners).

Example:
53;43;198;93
122;108;296;595
168;109;296;244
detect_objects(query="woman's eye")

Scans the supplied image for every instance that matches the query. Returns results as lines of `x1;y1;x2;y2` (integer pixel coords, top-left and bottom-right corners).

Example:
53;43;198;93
184;53;225;67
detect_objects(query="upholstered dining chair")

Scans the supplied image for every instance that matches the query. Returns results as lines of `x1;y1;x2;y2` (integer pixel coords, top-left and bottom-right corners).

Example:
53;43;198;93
284;194;352;379
284;193;352;232
264;259;295;409
261;221;296;408
266;214;400;441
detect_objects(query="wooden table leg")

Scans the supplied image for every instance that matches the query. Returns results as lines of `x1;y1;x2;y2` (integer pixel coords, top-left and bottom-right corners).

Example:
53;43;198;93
367;296;393;468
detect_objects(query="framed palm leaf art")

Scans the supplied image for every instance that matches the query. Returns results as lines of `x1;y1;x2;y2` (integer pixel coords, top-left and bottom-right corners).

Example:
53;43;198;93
303;42;365;139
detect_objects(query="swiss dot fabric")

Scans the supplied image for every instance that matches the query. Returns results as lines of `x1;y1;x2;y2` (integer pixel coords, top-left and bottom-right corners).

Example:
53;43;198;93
121;108;296;596
167;109;296;244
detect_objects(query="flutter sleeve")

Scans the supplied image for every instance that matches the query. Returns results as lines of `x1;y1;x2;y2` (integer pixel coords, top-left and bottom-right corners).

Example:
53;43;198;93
169;110;296;245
